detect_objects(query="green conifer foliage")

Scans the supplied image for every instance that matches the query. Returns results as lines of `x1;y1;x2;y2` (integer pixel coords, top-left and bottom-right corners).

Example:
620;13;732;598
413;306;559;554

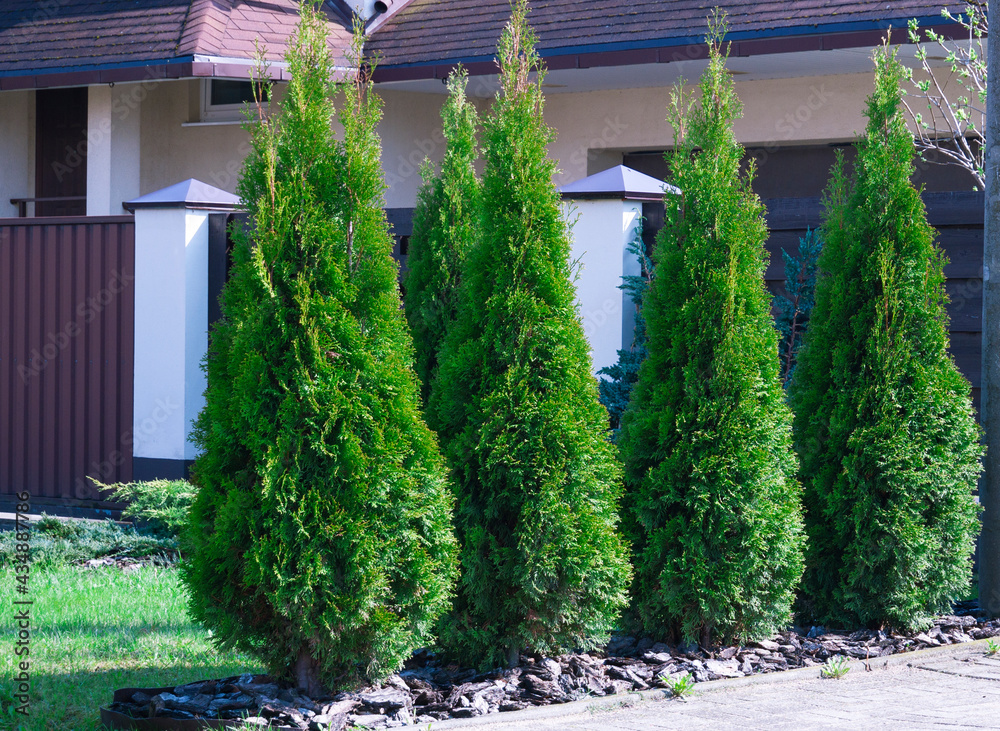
404;69;481;405
183;7;457;693
617;19;805;645
774;228;822;387
790;47;982;630
430;1;631;668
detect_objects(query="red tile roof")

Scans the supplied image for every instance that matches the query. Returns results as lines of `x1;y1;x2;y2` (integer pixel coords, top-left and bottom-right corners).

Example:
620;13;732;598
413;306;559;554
0;0;352;80
366;0;972;69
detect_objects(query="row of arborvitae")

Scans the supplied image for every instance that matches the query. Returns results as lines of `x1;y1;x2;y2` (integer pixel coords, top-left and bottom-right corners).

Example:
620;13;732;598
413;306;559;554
184;0;982;699
601;28;981;638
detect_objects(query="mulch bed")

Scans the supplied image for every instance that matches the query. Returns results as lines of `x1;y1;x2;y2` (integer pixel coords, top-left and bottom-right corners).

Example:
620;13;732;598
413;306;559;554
105;606;1000;730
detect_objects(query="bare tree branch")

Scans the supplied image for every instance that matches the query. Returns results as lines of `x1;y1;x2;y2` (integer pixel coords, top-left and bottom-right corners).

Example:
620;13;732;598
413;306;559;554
902;2;987;189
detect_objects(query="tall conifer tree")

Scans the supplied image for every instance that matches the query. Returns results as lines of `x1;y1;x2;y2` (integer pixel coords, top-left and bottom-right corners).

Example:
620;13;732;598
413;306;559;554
790;47;982;630
183;6;457;693
431;0;631;668
618;18;805;646
405;69;481;405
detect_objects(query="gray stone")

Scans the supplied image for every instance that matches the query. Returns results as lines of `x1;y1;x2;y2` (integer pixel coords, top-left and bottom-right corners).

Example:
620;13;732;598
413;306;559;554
350;713;387;726
472;694;490;715
359;688;411;712
704;659;743;678
642;651;673;664
915;632;942;647
208;693;255;713
160;693;212;715
310;712;348;731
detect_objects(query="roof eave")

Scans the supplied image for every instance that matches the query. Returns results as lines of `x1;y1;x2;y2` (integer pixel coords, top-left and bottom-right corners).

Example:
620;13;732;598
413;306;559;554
371;14;966;83
0;55;298;91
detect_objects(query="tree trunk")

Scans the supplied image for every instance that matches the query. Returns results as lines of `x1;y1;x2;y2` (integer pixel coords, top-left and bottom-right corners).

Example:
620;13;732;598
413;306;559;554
295;647;325;698
506;643;520;669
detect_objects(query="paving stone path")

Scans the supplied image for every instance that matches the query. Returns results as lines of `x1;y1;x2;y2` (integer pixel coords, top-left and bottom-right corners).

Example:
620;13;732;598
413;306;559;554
435;642;1000;730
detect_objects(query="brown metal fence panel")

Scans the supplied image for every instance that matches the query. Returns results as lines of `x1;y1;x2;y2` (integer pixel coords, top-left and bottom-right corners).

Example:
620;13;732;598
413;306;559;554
0;216;134;511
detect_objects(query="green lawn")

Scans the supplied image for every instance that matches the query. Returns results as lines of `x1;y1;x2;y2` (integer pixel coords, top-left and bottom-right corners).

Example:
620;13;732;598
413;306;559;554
0;565;262;731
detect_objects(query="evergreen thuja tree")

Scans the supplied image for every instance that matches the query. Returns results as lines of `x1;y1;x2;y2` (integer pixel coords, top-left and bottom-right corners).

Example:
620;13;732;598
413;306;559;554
430;0;631;668
183;8;457;694
404;69;481;405
598;221;653;434
617;19;805;646
790;47;982;630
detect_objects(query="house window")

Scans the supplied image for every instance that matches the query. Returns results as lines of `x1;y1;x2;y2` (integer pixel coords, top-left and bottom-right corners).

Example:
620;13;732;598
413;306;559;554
200;79;271;122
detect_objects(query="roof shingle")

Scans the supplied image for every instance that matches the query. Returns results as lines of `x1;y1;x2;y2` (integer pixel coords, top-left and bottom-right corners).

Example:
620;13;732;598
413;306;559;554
367;0;971;68
0;0;352;78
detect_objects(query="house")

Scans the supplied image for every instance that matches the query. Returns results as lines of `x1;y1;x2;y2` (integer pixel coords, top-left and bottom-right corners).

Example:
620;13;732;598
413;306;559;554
0;0;984;511
364;0;983;404
0;0;368;218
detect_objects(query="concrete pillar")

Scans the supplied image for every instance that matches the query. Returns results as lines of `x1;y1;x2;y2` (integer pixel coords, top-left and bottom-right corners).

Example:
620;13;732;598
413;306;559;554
560;165;676;375
563;198;642;375
87;84;141;216
125;179;240;479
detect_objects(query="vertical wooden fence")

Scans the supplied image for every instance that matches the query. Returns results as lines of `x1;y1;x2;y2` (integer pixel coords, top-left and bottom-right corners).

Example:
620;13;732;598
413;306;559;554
765;192;984;407
0;216;135;511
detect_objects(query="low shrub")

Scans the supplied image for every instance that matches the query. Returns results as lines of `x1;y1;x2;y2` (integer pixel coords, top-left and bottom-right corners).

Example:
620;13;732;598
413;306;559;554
0;515;177;569
98;478;196;539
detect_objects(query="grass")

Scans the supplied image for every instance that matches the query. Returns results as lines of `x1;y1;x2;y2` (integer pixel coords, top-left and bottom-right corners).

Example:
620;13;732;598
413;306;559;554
0;565;262;731
820;655;851;679
659;671;695;699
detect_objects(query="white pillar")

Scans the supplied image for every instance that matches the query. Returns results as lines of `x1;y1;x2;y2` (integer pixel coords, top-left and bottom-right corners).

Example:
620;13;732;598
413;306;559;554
564;199;642;375
126;179;240;479
131;207;209;471
87;84;141;216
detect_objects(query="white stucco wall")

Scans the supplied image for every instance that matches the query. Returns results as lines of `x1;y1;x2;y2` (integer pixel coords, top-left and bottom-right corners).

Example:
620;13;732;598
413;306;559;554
0;91;34;217
87;84;142;215
376;70;876;207
141;80;253;196
378;89;450;208
547;72;868;188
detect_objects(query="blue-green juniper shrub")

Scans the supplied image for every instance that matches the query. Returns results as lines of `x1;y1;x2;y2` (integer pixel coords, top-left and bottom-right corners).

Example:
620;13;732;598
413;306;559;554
598;221;653;437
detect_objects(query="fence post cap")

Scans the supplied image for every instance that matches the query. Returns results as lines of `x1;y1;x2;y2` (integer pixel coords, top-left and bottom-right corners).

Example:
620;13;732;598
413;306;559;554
124;179;241;212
